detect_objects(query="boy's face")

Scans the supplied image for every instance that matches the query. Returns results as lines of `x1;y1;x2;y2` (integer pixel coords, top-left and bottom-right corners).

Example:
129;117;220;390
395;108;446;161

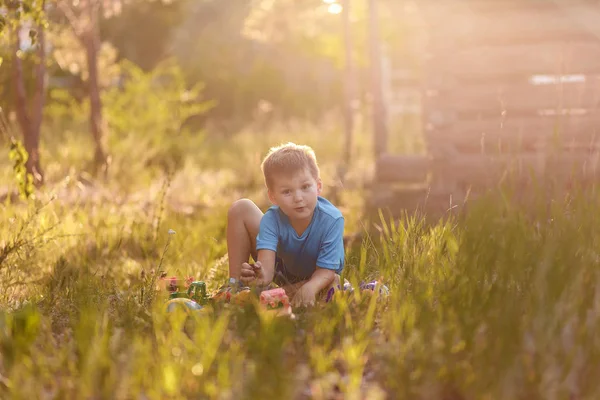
268;168;322;223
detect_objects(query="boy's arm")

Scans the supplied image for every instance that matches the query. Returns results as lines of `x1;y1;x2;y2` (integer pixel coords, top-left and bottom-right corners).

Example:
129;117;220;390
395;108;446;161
242;210;279;286
292;217;345;306
305;267;336;293
291;267;335;306
255;249;276;284
241;249;276;286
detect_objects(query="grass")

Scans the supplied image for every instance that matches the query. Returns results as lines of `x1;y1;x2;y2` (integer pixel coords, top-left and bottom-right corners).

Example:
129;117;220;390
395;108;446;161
1;118;599;399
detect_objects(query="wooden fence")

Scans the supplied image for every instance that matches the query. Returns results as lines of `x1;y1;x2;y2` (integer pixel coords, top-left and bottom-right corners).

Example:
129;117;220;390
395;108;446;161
368;0;600;220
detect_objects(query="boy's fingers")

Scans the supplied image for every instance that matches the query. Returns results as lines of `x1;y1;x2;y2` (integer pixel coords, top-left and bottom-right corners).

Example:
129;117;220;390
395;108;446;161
291;293;302;307
241;269;256;277
240;264;256;278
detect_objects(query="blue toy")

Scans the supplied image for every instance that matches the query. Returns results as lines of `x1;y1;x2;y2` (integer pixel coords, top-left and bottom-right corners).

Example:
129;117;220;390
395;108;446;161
165;297;204;314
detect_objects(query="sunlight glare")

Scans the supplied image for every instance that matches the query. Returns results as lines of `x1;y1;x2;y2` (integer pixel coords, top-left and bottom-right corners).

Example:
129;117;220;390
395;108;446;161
323;0;336;3
328;3;343;14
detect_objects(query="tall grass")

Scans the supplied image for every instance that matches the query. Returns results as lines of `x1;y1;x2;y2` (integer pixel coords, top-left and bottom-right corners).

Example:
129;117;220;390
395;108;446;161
1;118;599;399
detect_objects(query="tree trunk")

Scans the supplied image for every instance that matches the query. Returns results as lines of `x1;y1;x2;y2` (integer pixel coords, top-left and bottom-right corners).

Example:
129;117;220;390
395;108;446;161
84;5;108;174
368;0;388;158
32;21;47;148
31;21;47;184
12;25;44;186
331;0;355;206
342;0;355;169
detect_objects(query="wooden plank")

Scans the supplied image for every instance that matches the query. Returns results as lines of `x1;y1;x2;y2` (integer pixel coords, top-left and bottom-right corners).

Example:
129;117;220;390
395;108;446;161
432;154;547;188
422;0;565;22
425;80;600;113
366;186;464;220
422;108;600;132
424;72;600;92
425;1;598;46
375;154;430;183
367;186;428;208
428;152;599;191
453;0;593;14
428;115;600;135
366;186;428;220
545;153;600;177
425;114;600;141
544;154;600;190
453;0;600;44
426;118;600;156
428;130;537;155
427;42;600;78
551;2;600;43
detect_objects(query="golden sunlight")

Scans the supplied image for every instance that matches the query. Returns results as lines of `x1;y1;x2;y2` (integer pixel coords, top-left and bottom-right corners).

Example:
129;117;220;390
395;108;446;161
328;3;343;14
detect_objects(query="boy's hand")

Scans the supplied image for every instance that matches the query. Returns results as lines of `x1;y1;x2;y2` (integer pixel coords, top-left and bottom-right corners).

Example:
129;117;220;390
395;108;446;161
240;261;268;286
291;283;317;307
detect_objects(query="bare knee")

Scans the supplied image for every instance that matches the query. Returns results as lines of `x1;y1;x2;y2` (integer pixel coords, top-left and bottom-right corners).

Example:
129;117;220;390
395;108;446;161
228;198;257;220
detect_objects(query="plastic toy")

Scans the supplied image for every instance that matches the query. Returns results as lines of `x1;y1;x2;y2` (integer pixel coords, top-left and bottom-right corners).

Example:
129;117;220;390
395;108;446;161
211;277;247;303
259;288;292;315
159;276;292;316
160;277;211;305
230;287;254;306
164;297;207;338
165;297;204;314
324;280;391;303
359;280;390;296
324;280;355;303
159;276;194;292
159;274;392;318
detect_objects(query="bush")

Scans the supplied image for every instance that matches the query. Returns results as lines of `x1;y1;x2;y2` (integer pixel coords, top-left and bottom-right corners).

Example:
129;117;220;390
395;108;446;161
103;59;215;184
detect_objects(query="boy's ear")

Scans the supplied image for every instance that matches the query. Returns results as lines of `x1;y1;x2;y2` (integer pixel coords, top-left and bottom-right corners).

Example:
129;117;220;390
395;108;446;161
267;189;277;205
317;178;323;195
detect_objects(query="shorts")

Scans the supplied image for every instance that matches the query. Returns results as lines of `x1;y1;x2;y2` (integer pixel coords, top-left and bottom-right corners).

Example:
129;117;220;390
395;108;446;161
273;256;307;286
272;256;341;288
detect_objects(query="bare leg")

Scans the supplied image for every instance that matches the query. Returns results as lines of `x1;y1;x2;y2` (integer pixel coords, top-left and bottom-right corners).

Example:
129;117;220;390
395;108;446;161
227;199;263;280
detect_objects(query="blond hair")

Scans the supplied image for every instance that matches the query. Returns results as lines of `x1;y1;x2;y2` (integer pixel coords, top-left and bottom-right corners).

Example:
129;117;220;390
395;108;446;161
261;142;320;189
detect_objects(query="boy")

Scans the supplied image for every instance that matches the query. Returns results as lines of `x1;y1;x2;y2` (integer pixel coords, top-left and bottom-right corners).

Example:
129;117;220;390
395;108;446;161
226;142;345;306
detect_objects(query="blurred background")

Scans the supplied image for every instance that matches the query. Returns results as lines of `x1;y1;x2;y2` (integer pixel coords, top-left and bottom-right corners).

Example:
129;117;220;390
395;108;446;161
0;0;425;219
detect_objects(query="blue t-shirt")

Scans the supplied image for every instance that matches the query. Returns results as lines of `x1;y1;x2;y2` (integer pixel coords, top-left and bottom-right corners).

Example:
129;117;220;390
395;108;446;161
256;196;345;279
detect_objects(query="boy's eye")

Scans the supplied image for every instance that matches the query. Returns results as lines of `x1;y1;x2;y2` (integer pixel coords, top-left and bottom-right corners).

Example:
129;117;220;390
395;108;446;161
302;185;310;190
282;190;290;195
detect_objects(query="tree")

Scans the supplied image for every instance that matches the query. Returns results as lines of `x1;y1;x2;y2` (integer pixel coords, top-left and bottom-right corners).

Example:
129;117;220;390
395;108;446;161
168;0;349;126
1;0;48;186
100;0;185;71
57;0;110;174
